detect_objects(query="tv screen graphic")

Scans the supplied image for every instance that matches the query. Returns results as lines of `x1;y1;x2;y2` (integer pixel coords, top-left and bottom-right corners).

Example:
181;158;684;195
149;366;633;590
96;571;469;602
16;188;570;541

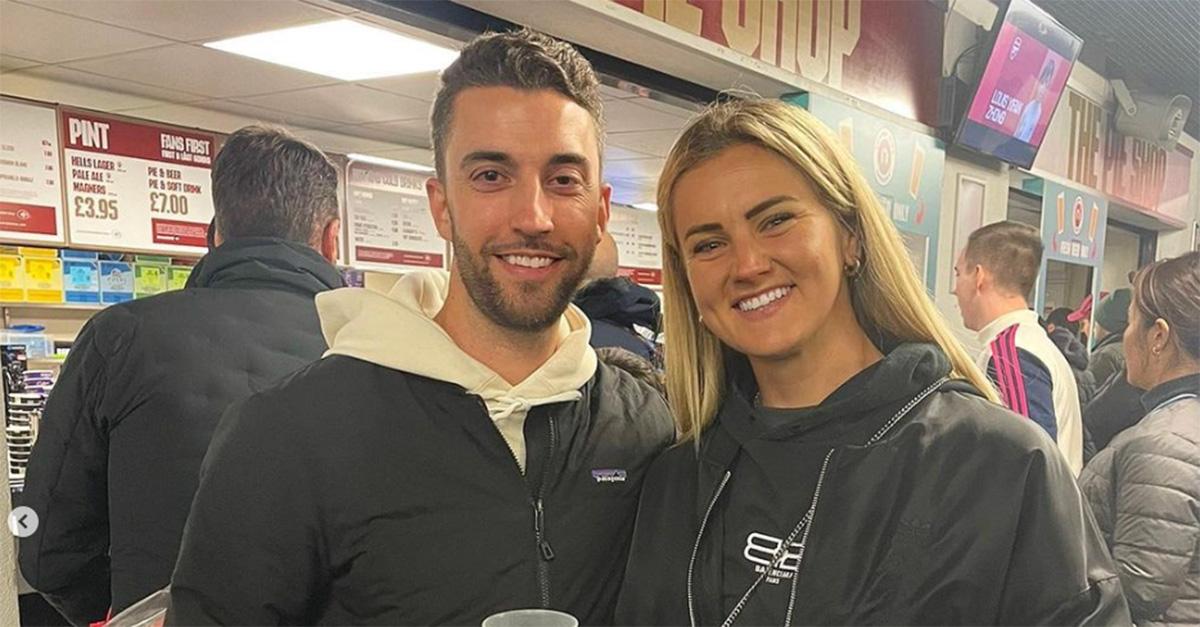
955;0;1081;168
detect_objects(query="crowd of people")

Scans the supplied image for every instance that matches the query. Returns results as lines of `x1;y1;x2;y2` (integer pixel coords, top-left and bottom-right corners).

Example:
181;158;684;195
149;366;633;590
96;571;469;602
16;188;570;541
14;27;1198;627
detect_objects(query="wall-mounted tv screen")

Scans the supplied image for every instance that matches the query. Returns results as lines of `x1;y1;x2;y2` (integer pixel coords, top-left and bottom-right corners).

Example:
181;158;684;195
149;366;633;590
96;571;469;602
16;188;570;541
954;0;1082;168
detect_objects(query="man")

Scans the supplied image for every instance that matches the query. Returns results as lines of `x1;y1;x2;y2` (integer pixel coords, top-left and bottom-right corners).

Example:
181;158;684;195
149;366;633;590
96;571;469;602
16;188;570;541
572;232;661;362
19;126;344;624
167;29;674;625
953;221;1083;474
1085;288;1131;389
1043;306;1092;404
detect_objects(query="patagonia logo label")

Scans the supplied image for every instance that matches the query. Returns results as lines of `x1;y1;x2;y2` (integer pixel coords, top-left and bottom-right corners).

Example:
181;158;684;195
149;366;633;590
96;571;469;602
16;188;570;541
591;468;627;483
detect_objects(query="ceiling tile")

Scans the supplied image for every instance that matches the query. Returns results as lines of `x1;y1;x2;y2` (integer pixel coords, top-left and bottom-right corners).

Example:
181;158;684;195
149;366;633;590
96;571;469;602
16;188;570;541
292;127;403;155
237;84;430;125
22;0;337;42
11;65;202;104
626;94;700;118
0;68;173;111
605;97;690;133
1;0;172;63
333;117;430;147
608;129;681;158
0;54;39;72
106;102;262;134
604;157;665;181
189;99;341;131
603;145;655;161
357;72;441;102
64;44;337;99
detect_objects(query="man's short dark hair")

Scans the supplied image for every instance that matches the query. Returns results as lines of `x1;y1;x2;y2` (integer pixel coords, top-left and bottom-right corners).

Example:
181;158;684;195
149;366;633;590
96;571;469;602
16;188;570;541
212;125;338;244
430;28;604;178
965;221;1043;299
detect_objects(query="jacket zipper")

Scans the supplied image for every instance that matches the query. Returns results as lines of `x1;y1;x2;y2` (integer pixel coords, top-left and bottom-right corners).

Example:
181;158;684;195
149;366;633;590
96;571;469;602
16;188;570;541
471;395;558;607
687;470;731;627
532;412;558;607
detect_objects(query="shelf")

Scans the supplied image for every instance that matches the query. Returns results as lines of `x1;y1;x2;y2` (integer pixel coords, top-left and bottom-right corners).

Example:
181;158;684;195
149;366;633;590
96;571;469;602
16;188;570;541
0;302;106;311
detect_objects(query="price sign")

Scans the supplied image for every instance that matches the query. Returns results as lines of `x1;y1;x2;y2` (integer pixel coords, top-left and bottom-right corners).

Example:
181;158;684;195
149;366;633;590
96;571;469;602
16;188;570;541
61;110;214;255
609;204;663;286
345;160;446;273
0;99;66;245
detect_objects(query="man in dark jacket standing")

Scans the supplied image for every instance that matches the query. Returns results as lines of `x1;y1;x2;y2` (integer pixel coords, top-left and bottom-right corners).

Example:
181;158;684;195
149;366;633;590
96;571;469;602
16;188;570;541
167;29;674;626
574;232;661;363
18;126;344;624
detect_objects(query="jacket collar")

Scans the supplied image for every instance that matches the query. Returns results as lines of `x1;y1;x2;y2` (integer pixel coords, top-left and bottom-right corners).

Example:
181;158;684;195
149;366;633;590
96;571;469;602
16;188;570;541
1142;373;1200;412
977;308;1039;346
187;237;343;294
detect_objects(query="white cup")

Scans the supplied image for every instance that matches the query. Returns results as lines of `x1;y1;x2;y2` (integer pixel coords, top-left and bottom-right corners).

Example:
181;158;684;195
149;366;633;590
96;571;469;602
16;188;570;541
481;609;579;627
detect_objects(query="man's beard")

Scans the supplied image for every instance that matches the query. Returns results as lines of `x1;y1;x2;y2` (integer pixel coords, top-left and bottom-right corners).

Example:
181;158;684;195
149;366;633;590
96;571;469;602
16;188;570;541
450;223;596;333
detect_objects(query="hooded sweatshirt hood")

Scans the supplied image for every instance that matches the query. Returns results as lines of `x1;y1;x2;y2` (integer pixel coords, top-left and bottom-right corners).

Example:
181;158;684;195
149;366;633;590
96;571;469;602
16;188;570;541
316;270;597;470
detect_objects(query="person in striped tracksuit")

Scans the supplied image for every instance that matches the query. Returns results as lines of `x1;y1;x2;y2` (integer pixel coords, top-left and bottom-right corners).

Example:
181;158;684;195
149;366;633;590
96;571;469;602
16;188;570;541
953;221;1083;475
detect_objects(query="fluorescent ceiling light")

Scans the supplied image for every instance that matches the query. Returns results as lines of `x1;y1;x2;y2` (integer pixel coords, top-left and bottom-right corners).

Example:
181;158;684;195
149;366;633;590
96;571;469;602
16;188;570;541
632;202;659;212
348;153;435;173
205;19;458;81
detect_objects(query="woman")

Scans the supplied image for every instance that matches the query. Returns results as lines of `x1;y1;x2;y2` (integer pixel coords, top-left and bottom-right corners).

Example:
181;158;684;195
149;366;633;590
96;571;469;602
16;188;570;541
1080;251;1200;625
615;98;1128;625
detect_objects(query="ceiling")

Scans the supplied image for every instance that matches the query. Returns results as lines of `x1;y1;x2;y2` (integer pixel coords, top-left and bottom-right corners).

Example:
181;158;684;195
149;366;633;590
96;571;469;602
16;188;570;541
1037;0;1200;137
0;0;698;205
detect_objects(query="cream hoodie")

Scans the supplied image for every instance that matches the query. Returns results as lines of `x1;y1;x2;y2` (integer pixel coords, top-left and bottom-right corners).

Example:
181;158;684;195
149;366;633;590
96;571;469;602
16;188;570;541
315;270;598;472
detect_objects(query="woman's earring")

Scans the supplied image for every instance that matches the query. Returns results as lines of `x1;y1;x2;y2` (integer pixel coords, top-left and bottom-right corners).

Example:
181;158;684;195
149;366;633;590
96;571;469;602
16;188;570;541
845;257;863;278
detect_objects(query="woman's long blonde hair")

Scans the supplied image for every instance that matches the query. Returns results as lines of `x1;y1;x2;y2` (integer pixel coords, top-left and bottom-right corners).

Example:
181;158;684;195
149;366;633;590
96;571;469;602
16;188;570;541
657;98;998;442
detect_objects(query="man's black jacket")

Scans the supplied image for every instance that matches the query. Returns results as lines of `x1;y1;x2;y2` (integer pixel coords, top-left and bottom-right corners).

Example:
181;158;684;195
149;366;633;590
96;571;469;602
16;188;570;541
19;238;342;624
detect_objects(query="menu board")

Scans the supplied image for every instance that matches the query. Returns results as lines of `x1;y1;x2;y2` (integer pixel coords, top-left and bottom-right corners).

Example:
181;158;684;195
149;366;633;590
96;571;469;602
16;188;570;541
0;99;66;245
61;110;214;255
345;159;445;273
610;204;663;286
1041;180;1108;266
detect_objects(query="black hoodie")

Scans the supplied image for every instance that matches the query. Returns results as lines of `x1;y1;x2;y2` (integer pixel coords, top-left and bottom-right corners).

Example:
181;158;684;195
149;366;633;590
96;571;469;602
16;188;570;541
1047;326;1095;404
617;343;1130;625
573;277;660;362
19;238;342;625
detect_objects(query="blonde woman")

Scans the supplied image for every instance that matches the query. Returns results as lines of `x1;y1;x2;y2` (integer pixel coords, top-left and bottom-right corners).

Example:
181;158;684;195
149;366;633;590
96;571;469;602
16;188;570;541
615;98;1128;626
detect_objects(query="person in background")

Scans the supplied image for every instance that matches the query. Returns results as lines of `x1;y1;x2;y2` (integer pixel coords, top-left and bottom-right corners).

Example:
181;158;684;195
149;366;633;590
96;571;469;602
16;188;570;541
573;232;661;363
1067;292;1098;348
1043;306;1092;404
1086;288;1131;389
19;126;344;625
617;98;1126;625
1015;58;1056;143
1080;251;1200;625
167;29;673;625
953;221;1084;474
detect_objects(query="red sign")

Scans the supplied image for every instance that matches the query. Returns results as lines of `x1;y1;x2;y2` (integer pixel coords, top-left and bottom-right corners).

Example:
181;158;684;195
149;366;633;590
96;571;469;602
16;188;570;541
61;111;214;168
0;202;58;236
619;266;663;286
151;218;209;247
355;246;444;268
610;0;943;125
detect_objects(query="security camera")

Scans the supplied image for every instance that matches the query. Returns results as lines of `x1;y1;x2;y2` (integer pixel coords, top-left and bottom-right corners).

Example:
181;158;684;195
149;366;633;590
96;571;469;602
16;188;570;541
1112;79;1193;149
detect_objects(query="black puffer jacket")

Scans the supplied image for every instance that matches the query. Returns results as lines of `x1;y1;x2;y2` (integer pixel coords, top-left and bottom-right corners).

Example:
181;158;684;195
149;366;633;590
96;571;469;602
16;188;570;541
1080;374;1200;626
617;343;1129;625
167;357;674;625
19;238;342;625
